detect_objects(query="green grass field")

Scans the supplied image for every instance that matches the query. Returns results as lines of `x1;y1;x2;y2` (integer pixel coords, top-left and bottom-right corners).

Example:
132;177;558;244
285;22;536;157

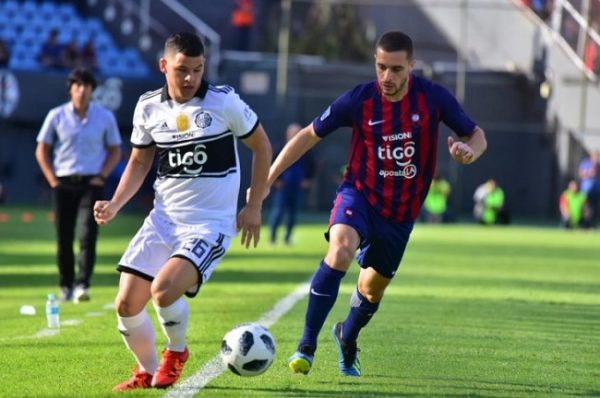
0;207;599;397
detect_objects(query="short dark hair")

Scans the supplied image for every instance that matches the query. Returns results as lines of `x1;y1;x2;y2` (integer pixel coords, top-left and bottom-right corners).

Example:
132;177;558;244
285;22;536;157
67;67;97;90
376;31;413;59
164;32;205;57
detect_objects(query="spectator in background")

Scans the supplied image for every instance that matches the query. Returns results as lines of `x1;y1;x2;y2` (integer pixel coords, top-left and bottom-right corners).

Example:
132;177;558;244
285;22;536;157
80;39;98;72
269;123;316;245
35;68;122;303
230;0;255;51
473;179;509;225
61;39;81;69
422;171;451;223
39;29;63;69
578;149;600;227
559;179;588;228
0;39;10;68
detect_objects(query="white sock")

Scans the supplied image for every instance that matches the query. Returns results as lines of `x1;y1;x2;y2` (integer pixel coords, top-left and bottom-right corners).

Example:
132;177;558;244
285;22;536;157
117;310;159;374
154;297;189;352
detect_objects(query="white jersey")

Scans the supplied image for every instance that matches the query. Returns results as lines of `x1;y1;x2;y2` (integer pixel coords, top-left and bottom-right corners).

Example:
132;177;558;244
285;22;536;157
130;81;259;236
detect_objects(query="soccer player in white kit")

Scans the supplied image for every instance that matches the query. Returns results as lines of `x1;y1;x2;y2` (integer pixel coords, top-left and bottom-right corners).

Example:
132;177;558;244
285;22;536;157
93;32;272;391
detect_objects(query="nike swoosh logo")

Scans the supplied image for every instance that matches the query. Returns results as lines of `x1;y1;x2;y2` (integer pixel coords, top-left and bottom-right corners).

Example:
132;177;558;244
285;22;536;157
310;288;331;297
368;119;384;126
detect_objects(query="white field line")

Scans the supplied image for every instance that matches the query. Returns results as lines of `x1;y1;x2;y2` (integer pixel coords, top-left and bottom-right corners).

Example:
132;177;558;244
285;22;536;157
163;281;310;398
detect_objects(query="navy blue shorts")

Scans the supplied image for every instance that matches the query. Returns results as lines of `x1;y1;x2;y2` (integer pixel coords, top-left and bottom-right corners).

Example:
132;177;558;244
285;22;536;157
327;183;414;278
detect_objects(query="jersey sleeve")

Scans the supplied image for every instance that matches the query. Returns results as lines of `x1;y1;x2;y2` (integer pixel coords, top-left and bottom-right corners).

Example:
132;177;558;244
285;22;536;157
312;89;355;138
435;84;477;137
130;99;154;147
224;89;259;139
36;107;59;144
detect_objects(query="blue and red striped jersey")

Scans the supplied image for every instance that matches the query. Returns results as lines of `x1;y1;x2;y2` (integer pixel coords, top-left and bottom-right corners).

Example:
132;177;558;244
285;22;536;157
313;74;476;222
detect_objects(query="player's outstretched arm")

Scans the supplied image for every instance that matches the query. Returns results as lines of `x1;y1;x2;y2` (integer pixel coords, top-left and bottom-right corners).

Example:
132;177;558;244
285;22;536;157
94;147;155;225
447;126;487;165
238;123;272;248
267;123;321;189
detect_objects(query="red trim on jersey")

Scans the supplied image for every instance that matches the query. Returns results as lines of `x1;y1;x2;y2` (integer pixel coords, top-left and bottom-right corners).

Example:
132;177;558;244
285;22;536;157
410;91;434;218
380;99;395;218
348;125;362;185
395;95;413;219
361;99;378;205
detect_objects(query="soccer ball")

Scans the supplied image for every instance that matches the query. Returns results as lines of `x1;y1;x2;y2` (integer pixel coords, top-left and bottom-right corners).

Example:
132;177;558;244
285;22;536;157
220;322;276;377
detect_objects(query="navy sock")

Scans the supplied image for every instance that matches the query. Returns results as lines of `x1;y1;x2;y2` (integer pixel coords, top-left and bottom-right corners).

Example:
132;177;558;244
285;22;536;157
298;260;345;352
341;288;380;344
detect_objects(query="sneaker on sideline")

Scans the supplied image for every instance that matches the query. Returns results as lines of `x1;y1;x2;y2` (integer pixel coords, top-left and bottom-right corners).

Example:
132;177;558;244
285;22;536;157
58;286;73;302
152;347;189;388
287;345;314;375
73;285;90;303
332;322;361;376
112;365;153;391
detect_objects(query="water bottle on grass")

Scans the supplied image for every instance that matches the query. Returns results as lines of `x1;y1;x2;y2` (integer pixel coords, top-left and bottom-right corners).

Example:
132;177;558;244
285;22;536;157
46;293;60;328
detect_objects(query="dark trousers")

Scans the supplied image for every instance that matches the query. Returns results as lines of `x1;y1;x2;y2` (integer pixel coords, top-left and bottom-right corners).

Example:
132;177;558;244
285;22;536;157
269;188;301;244
53;177;103;289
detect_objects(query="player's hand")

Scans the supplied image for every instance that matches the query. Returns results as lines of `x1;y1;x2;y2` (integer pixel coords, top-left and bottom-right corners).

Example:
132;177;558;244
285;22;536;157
94;200;119;225
448;136;475;164
236;204;262;248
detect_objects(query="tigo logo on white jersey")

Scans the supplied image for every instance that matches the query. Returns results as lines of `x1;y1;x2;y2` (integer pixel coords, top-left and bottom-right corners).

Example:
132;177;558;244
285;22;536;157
168;144;208;174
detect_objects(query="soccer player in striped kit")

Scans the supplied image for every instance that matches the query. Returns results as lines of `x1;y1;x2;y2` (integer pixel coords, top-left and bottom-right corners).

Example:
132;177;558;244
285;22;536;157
265;31;487;376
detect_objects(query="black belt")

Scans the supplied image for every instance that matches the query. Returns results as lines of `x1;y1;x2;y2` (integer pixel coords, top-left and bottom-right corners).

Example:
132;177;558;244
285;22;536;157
58;175;94;184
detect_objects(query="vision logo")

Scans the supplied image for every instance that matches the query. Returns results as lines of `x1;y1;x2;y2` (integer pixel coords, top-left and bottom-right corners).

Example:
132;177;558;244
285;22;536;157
168;144;208;174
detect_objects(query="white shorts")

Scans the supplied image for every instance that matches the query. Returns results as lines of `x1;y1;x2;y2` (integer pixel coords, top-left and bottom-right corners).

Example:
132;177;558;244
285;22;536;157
118;210;231;297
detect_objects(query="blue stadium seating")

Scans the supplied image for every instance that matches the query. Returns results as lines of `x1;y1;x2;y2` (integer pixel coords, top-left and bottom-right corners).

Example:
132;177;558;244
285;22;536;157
0;0;150;78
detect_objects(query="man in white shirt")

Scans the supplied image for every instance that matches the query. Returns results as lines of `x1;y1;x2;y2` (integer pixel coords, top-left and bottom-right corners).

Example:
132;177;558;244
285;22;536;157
35;67;122;303
94;31;272;391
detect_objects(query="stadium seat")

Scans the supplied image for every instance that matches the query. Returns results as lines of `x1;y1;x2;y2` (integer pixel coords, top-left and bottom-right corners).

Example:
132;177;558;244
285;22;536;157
22;1;37;18
0;0;151;77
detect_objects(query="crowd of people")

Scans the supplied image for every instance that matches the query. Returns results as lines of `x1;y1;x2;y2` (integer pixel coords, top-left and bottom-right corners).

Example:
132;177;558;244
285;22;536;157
38;29;97;71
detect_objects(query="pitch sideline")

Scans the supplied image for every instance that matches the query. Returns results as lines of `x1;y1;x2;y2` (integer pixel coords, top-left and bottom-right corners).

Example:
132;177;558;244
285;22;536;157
163;281;311;398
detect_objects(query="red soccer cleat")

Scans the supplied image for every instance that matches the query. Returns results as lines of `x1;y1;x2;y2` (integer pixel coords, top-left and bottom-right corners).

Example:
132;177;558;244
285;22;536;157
112;365;153;391
151;347;189;388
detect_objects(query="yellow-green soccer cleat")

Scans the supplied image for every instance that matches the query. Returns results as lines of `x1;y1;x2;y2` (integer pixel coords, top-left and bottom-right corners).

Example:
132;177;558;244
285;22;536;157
287;349;314;375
